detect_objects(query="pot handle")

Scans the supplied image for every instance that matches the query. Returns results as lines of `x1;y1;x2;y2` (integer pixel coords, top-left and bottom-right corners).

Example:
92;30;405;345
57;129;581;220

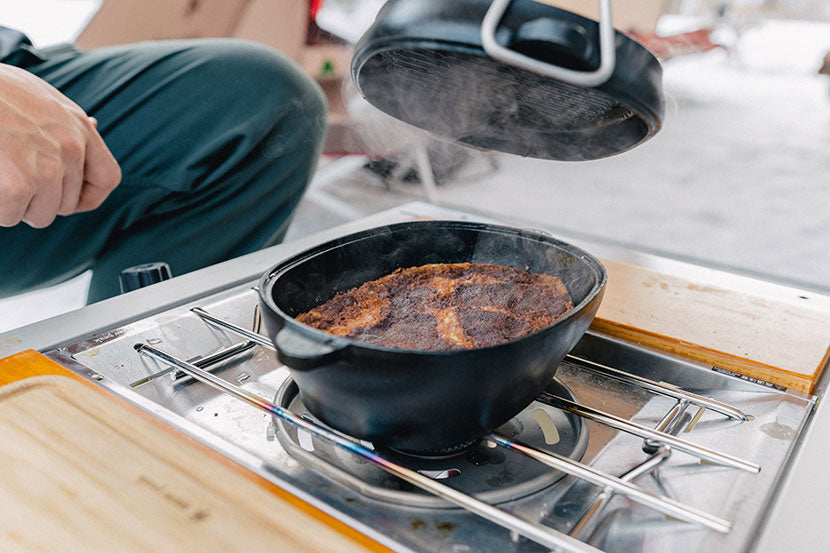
275;326;345;371
480;0;616;87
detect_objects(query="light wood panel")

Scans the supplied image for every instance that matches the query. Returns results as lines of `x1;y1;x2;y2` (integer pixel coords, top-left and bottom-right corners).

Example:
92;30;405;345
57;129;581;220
533;0;665;32
0;369;389;553
592;259;830;393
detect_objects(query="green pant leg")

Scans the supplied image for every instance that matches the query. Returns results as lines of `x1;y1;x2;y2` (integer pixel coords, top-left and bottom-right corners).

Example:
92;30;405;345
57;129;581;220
0;39;326;303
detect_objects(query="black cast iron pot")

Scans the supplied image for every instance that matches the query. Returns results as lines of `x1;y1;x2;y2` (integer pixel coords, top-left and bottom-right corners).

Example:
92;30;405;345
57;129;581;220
258;221;606;452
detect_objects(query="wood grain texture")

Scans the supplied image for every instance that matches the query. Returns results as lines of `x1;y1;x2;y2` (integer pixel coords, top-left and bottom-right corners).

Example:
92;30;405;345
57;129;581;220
0;367;389;553
592;259;830;393
0;349;80;386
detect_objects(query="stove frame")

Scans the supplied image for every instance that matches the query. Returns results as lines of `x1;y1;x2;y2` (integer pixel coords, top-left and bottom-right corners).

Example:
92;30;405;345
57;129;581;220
47;281;812;553
3;202;822;553
132;303;756;550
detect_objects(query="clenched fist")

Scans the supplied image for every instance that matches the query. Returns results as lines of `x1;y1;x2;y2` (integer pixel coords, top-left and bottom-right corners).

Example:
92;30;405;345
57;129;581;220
0;63;121;228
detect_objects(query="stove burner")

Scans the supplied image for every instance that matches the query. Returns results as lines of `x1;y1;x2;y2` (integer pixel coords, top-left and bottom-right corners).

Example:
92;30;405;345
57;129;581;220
389;439;480;460
273;377;588;508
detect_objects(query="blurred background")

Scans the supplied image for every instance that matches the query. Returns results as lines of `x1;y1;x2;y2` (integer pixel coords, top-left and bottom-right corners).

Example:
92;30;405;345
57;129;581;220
1;0;829;331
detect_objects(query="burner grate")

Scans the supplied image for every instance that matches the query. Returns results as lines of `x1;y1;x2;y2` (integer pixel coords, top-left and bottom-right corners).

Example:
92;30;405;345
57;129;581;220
389;440;480;460
131;305;765;553
273;377;589;508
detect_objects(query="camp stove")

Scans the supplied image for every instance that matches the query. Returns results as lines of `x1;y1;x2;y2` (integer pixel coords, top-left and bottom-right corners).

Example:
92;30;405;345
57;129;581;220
6;203;819;553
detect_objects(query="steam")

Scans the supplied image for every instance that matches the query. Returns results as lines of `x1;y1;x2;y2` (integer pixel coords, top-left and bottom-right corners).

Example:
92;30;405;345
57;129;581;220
274;222;601;316
338;75;487;196
349;45;657;164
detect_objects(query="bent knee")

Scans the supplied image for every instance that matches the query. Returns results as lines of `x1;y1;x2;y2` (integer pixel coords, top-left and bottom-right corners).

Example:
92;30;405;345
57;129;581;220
181;39;327;135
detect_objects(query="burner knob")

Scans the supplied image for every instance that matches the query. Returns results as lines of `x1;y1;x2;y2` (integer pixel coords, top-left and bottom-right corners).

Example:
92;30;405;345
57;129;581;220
119;262;172;293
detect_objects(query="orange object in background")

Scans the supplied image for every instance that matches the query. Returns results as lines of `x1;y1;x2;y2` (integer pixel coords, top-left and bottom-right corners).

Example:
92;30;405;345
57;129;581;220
309;0;323;20
628;28;724;60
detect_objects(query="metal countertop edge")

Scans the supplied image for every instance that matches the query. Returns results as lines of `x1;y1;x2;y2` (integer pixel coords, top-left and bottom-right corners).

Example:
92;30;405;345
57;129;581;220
752;393;827;553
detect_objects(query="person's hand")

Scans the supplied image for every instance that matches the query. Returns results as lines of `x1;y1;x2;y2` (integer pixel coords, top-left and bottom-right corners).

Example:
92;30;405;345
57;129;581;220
0;63;121;228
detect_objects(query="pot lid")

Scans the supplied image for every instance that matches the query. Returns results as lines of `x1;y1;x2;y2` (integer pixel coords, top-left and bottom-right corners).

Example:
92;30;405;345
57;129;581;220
351;0;664;161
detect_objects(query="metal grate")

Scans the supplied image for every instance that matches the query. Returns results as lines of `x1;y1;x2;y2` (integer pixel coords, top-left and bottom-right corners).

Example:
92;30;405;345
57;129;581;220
133;306;762;553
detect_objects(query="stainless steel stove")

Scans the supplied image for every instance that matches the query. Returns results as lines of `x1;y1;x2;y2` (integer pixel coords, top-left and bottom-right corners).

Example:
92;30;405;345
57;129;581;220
1;203;823;553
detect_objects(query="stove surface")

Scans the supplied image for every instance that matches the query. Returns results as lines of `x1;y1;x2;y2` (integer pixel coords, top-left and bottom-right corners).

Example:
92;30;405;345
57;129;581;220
48;281;813;553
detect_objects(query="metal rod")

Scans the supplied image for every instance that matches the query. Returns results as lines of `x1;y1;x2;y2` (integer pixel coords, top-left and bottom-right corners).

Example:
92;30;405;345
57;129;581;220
192;306;275;349
570;446;672;539
136;343;602;553
130;306;263;388
130;340;256;388
487;433;731;534
173;305;263;382
624;446;673;481
185;308;736;532
655;401;688;433
684;406;707;434
191;308;750;426
644;400;688;452
540;393;760;473
564;355;749;421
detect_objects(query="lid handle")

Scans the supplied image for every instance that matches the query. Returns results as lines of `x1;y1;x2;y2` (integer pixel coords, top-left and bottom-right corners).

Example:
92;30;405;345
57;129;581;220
509;17;590;64
481;0;616;87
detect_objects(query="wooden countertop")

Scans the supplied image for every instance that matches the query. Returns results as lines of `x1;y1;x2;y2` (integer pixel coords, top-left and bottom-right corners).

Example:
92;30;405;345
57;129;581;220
0;351;391;553
592;258;830;393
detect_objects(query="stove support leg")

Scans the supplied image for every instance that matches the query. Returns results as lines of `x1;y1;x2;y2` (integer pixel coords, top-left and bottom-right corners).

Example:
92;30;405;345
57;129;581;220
569;446;672;541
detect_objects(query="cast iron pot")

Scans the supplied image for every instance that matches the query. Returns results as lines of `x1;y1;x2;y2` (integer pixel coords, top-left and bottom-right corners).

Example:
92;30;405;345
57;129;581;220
258;221;606;452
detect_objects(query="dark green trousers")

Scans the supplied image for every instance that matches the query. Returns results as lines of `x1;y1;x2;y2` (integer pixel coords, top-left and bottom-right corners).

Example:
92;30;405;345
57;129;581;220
0;39;326;302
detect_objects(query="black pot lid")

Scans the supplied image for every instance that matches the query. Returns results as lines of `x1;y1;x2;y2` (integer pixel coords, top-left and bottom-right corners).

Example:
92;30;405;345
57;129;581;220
351;0;664;161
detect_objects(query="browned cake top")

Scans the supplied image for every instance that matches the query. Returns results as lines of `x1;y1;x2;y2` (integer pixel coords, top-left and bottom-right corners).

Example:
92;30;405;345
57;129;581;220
296;262;574;351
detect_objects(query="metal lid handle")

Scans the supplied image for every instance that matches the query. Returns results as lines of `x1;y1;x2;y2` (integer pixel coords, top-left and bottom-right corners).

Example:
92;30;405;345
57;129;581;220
481;0;616;87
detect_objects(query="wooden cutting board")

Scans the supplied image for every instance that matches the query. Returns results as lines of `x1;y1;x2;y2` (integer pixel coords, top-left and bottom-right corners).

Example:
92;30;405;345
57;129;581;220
592;259;830;393
0;351;390;553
